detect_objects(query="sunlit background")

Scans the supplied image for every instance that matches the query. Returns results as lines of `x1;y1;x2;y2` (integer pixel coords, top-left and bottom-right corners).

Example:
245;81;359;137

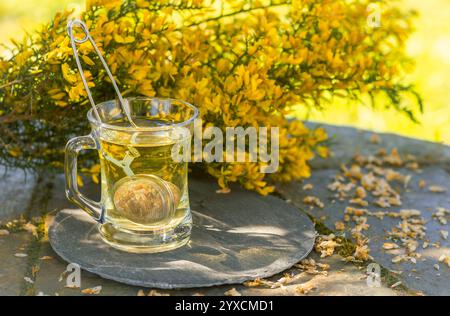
0;0;448;144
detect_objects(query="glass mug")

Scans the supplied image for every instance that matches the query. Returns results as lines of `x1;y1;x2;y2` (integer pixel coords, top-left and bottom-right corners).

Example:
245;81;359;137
65;97;198;253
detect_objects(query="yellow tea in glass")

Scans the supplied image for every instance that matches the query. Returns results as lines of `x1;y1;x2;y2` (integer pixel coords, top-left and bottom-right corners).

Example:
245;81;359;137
65;97;198;253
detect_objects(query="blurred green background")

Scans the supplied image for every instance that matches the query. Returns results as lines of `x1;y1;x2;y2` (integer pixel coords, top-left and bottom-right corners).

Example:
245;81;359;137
0;0;448;144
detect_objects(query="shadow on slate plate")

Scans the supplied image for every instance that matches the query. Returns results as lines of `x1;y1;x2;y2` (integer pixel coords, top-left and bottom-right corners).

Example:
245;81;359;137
49;175;316;289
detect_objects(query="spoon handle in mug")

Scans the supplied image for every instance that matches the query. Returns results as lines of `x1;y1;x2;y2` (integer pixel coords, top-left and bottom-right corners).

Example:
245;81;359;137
67;19;137;127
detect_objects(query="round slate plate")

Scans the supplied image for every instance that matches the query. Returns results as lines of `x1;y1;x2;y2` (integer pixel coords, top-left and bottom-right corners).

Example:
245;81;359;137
49;177;316;289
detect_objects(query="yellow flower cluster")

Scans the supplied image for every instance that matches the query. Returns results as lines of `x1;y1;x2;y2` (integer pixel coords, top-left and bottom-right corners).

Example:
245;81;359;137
0;0;419;195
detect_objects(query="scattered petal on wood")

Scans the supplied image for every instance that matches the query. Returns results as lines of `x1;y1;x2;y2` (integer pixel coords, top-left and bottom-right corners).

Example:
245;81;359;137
31;265;40;277
344;164;363;179
137;290;146;296
224;288;242;296
383;243;400;250
383;148;403;166
316;145;445;278
269;272;307;289
439;255;450;268
405;162;419;171
24;277;34;284
350;198;369;207
243;279;264;287
14;253;28;258
315;234;340;258
353;244;371;261
295;281;316;295
302;183;313;190
244;278;274;288
398;209;422;218
355;186;367;199
392;255;405;263
303;195;324;208
23;222;38;238
148;289;170;296
374;197;390;208
295;258;329;275
390;281;402;288
81;286;102;295
39;256;53;260
433;207;449;225
345;207;368;217
0;229;10;236
418;180;426;189
216;188;231;194
334;221;345;231
429;185;446;193
369;134;380;144
58;271;68;283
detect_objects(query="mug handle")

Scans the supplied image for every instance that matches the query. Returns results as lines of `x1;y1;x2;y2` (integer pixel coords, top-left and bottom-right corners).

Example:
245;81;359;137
65;134;104;223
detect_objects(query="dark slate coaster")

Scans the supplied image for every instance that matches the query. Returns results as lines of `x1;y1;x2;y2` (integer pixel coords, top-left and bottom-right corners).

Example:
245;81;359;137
49;177;315;289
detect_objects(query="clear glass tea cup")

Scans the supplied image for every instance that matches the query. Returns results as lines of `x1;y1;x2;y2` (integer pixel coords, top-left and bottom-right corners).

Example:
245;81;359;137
65;97;198;253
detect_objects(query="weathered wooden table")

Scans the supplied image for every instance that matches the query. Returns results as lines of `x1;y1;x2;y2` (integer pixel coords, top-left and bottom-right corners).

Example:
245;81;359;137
1;123;448;296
